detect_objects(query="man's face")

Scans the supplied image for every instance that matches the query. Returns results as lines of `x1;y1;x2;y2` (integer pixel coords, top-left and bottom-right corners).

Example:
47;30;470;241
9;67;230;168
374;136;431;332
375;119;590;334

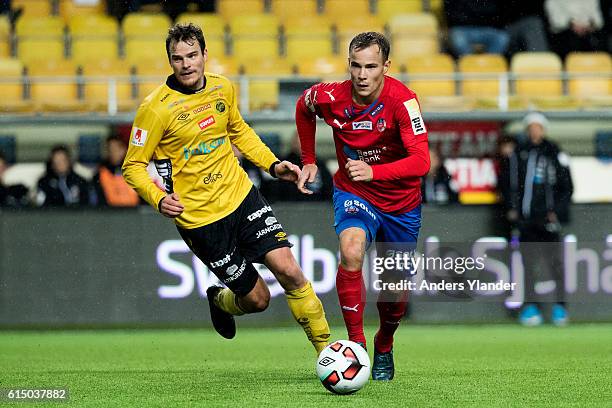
527;123;545;145
349;44;389;104
51;151;70;176
169;39;206;90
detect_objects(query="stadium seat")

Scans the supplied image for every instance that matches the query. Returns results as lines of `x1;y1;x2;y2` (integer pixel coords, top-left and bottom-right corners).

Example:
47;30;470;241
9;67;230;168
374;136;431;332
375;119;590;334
15;16;64;38
335;15;385;54
131;57;169;99
125;39;168;64
68;14;119;38
122;13;172;41
176;13;225;36
459;54;508;109
230;14;280;62
388;13;439;61
271;0;318;19
18;39;65;65
206;56;239;77
59;0;106;22
81;58;135;112
13;0;52;17
284;15;334;63
242;58;293;111
511;52;562;97
0;58;30;112
405;54;467;111
0;15;10;57
566;52;612;107
217;0;265;18
376;0;422;21
324;0;370;17
72;39;119;65
28;59;83;111
298;55;348;80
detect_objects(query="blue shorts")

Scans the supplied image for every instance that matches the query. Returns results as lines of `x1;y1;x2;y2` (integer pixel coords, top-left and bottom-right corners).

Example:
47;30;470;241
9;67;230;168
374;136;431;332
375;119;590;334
333;187;421;246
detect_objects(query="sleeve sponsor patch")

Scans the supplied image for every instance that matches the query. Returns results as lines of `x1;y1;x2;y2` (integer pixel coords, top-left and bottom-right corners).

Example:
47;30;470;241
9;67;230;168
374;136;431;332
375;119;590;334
131;127;148;147
403;99;426;135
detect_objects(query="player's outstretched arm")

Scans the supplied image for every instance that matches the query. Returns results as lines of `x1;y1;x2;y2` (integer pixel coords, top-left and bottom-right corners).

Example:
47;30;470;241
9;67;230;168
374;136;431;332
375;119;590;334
273;160;302;184
297;163;318;194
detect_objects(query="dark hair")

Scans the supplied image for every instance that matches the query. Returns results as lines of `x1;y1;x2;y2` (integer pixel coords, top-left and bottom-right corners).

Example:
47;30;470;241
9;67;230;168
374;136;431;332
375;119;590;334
349;32;390;62
166;23;206;61
106;134;124;145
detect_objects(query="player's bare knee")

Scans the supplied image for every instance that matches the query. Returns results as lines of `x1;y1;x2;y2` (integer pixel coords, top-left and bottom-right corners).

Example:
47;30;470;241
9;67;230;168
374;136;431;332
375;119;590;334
340;242;365;270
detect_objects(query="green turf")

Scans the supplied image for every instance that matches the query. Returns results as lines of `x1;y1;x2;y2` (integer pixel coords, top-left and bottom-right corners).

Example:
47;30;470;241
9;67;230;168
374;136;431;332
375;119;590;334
1;325;611;407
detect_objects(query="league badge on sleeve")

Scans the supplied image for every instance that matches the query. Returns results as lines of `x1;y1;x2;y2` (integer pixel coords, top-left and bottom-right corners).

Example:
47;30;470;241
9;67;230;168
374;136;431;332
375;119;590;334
403;99;426;135
131;127;148;147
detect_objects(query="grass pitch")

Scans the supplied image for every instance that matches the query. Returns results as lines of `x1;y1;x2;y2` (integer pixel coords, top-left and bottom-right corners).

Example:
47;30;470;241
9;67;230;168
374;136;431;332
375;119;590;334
1;325;611;407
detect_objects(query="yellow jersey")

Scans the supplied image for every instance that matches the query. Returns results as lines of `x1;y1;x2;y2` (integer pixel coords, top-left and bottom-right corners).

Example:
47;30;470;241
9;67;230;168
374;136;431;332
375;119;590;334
122;73;279;229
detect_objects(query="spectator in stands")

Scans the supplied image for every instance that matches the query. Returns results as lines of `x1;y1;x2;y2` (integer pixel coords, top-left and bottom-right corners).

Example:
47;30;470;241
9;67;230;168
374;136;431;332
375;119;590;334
36;145;89;207
108;0;214;21
421;148;458;205
498;112;573;327
263;132;333;202
544;0;606;58
0;151;29;207
92;135;140;207
502;0;549;55
444;0;510;57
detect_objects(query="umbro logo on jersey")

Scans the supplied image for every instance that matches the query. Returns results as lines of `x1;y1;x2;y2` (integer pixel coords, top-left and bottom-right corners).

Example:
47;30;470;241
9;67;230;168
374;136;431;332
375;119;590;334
352;121;372;130
177;113;190;121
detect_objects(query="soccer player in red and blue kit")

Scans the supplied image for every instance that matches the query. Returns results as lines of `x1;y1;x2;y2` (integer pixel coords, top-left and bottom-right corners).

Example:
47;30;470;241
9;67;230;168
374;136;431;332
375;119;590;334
295;32;430;380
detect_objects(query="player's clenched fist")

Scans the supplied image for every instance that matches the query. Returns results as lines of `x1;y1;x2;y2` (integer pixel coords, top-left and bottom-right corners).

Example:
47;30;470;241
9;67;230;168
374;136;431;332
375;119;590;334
297;163;319;194
345;159;373;182
159;193;184;218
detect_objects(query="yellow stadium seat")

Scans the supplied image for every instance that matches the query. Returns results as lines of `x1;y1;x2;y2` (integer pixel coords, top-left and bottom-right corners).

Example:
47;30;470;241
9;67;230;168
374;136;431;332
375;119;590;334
271;0;318;19
243;58;293;111
204;37;226;58
72;38;119;65
68;14;119;37
324;0;370;17
81;58;135;112
13;0;52;17
122;13;171;40
131;57;169;99
28;59;83;111
176;13;226;37
459;54;508;96
284;15;333;63
0;58;31;112
0;15;10;57
19;39;65;65
566;52;612;97
230;14;279;36
298;55;348;80
125;39;168;63
217;0;264;18
206;56;239;76
405;54;455;98
16;16;64;37
335;16;385;53
511;52;562;97
377;0;422;21
233;38;279;62
392;37;439;62
59;0;106;22
388;13;438;36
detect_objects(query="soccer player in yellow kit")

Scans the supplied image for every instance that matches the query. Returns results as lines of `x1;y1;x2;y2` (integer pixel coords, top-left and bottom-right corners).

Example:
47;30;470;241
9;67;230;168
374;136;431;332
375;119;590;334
123;23;330;354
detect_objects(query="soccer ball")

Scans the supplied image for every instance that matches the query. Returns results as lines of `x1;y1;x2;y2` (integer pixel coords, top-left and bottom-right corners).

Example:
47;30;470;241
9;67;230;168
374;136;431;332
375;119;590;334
316;340;370;394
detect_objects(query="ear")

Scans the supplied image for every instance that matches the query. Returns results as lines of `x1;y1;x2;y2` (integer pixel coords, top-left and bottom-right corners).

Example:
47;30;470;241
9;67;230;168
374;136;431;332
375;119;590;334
203;48;208;62
383;60;390;74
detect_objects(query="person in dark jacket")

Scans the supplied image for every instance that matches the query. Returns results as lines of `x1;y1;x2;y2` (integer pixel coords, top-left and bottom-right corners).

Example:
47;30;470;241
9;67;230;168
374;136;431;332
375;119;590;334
421;148;459;205
498;112;573;326
36;145;89;207
0;151;29;207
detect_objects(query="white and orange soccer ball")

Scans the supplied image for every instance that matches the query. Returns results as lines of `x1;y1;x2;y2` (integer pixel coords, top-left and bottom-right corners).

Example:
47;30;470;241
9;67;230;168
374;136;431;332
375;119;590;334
316;340;370;394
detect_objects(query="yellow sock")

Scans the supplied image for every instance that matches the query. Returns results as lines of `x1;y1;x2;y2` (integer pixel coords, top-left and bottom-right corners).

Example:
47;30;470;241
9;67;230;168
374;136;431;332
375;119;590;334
286;282;331;354
214;288;246;316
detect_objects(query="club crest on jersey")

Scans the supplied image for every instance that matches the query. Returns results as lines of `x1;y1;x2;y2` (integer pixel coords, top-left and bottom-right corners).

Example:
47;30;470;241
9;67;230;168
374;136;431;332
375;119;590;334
131;127;147;147
377;118;386;132
215;101;226;113
352;121;373;130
